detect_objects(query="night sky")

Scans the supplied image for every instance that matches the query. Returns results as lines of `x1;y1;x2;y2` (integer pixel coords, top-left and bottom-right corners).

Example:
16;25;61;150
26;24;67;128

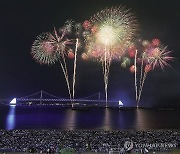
0;0;180;107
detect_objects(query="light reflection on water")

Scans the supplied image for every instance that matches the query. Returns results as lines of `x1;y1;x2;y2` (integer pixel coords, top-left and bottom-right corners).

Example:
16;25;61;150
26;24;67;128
0;106;180;130
64;109;77;130
136;109;147;130
6;106;16;130
103;108;111;130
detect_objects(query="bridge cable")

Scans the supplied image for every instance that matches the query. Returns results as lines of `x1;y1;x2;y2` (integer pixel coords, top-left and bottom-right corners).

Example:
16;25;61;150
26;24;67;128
41;90;66;99
100;93;115;101
19;91;41;99
77;92;99;100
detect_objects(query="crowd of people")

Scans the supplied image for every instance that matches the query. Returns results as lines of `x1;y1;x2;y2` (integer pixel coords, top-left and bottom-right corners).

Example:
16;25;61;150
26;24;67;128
0;129;179;153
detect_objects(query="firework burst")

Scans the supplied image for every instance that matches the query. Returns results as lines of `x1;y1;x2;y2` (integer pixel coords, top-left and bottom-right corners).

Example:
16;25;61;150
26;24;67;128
147;46;173;70
54;21;81;101
84;6;138;106
31;20;81;102
90;6;138;47
135;39;174;106
31;33;60;65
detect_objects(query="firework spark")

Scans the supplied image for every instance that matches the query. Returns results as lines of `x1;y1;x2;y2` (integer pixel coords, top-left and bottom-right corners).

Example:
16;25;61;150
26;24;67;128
53;25;73;100
147;46;173;70
136;39;174;105
84;6;138;106
90;6;138;47
31;33;59;65
31;20;81;102
121;57;131;68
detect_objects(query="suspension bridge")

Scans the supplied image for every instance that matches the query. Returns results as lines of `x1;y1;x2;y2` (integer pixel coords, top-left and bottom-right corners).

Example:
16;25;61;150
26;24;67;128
0;90;123;107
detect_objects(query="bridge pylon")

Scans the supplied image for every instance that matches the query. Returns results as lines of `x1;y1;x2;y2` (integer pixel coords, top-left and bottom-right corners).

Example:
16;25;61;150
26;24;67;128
40;90;43;104
98;92;101;101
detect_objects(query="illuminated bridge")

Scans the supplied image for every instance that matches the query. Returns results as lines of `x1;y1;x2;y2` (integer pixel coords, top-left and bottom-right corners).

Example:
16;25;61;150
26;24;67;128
0;90;123;107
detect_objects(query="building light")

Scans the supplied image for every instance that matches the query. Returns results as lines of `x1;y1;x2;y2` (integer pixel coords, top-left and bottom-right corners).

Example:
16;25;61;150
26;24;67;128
119;100;123;106
10;98;16;106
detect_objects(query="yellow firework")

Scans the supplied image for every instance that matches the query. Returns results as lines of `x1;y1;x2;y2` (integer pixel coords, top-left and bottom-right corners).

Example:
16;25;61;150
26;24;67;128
85;6;138;106
90;6;138;51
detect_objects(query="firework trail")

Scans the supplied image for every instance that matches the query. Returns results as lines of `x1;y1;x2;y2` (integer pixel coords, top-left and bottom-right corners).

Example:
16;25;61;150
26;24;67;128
57;21;82;103
31;20;81;101
139;40;150;94
59;56;72;99
58;21;82;103
135;40;150;107
102;45;111;107
134;50;138;104
60;51;72;99
72;38;79;100
126;44;140;107
137;67;148;104
135;52;145;108
137;39;174;105
53;26;73;100
139;55;144;92
84;6;138;107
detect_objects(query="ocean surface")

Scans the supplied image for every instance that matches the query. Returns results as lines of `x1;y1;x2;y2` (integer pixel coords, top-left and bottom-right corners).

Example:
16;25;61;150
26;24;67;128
0;106;180;130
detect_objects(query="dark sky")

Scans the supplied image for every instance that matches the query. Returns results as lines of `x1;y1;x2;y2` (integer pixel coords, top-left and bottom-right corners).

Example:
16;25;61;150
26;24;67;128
0;0;180;107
